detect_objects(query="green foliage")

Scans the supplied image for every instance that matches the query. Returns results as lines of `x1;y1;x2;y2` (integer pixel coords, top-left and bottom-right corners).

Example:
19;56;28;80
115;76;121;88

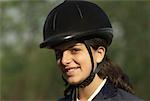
1;0;150;100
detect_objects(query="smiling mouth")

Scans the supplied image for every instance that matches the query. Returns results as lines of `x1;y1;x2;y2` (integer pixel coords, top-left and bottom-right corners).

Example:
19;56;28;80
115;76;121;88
64;67;80;75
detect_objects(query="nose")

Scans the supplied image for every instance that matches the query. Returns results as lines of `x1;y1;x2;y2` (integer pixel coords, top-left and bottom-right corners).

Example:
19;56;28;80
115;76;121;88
61;50;72;65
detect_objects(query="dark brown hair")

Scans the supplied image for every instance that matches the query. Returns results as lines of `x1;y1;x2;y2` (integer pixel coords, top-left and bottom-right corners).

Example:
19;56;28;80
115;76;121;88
87;38;134;94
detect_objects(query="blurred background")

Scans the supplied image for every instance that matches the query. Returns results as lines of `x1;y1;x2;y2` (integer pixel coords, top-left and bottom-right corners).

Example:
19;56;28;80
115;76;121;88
0;0;150;100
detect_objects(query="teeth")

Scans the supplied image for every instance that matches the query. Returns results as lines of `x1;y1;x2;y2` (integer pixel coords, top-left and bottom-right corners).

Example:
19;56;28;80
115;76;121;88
63;67;80;73
65;67;77;72
68;68;74;71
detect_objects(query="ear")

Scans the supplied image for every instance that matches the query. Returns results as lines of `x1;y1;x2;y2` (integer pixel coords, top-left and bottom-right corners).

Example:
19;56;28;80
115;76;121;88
95;46;105;63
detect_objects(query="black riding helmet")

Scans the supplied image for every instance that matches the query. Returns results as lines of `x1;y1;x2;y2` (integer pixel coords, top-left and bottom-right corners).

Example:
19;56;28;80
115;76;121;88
40;0;113;91
39;0;113;49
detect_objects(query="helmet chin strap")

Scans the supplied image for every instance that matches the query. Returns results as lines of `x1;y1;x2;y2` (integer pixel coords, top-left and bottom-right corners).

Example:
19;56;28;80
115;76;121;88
76;40;95;88
62;40;103;98
76;40;102;88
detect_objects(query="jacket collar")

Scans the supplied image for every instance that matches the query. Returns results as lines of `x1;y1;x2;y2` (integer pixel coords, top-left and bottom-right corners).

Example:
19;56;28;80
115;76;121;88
64;79;118;100
94;79;118;100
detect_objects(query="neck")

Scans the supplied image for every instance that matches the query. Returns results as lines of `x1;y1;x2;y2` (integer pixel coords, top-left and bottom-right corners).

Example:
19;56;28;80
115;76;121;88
78;74;103;100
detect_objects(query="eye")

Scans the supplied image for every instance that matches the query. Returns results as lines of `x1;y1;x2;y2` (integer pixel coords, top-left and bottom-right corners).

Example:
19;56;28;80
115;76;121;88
70;48;80;54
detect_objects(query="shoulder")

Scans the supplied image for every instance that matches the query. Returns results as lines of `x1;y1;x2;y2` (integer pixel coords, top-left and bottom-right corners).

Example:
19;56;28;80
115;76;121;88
94;79;142;101
114;88;142;101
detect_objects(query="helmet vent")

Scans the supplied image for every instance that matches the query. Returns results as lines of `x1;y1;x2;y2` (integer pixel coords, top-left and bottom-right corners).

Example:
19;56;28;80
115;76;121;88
75;3;83;19
53;11;58;31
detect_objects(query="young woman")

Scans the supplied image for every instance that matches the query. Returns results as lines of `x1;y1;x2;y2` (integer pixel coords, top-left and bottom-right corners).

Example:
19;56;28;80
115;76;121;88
40;0;141;100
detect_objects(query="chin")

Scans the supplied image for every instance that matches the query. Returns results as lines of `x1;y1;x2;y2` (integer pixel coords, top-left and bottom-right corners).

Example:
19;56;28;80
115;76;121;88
67;78;80;85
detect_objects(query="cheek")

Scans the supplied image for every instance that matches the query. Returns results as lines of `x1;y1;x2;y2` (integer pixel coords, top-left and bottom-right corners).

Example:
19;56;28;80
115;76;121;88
75;53;92;71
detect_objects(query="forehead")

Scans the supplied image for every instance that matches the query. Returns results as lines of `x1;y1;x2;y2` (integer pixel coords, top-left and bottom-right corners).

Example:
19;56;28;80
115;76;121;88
53;41;84;50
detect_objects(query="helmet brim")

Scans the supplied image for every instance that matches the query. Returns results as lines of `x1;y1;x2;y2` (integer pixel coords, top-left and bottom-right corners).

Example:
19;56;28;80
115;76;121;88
39;28;113;49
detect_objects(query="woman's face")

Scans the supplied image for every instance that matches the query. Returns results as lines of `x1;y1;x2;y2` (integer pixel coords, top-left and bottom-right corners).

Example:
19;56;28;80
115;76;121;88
54;42;105;85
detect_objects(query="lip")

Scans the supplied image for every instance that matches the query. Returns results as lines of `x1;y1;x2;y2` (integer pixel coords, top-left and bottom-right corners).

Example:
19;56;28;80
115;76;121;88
64;67;80;75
